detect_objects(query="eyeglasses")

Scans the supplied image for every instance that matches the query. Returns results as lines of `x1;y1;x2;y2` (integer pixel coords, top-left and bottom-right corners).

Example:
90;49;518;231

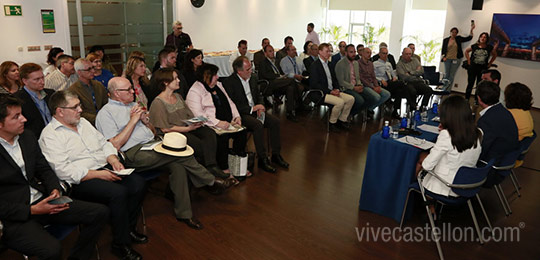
79;67;95;72
60;103;82;110
380;52;388;55
116;87;134;92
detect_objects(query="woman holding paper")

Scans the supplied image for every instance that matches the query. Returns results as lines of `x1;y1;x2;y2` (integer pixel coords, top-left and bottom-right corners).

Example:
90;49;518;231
186;63;247;174
149;68;228;179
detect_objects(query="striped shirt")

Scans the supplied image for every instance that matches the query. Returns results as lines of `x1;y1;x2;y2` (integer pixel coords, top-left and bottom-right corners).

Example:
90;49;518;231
44;69;78;91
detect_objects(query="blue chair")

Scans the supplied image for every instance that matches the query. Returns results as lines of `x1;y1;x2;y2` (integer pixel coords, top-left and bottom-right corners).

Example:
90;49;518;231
400;159;495;260
509;130;537;197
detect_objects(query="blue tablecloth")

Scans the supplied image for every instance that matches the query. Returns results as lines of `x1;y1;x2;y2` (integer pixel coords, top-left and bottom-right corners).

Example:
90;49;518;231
359;115;439;222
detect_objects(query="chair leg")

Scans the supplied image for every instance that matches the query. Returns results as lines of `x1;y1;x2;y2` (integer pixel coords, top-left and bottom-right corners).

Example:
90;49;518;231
497;184;512;215
509;170;521;197
494;185;510;216
424;204;444;260
467;200;484;245
476;194;493;235
399;189;413;229
95;243;101;260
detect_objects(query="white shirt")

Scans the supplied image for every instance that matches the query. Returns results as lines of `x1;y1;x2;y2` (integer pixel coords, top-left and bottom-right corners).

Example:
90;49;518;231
0;135;43;203
229;51;253;71
421;129;482;197
479;103;497;117
305;30;320;45
320;59;333;90
237;74;255;112
44;69;78;91
39;117;117;184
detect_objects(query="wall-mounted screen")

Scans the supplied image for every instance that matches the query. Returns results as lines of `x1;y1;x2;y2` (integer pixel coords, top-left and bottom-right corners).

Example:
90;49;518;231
489;13;540;62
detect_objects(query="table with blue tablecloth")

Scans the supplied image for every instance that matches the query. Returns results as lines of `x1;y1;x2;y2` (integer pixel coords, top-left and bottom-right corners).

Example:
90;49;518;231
359;115;440;222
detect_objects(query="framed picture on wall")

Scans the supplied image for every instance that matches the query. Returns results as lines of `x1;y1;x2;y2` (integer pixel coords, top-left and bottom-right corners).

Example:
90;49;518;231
490;13;540;62
41;9;55;33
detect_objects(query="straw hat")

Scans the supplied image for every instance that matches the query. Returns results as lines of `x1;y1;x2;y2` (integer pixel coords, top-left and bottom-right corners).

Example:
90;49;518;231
154;132;194;157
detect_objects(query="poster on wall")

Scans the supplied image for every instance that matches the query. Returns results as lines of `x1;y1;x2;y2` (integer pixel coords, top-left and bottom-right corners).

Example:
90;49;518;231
489;13;540;62
41;9;55;33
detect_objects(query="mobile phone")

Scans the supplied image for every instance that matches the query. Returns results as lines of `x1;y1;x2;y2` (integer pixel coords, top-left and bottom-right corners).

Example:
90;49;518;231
471;20;475;26
48;196;73;205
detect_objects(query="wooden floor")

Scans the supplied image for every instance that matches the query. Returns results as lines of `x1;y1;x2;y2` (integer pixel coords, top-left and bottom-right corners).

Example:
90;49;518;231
4;101;540;260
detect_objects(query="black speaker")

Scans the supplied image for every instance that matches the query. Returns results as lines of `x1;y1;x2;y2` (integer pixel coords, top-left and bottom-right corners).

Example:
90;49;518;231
472;0;484;10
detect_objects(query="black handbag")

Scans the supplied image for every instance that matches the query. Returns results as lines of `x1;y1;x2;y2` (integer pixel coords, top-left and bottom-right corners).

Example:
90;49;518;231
461;60;470;70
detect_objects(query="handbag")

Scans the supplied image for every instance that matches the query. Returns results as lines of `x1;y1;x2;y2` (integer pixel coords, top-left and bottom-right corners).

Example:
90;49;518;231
228;153;248;181
461;60;470;70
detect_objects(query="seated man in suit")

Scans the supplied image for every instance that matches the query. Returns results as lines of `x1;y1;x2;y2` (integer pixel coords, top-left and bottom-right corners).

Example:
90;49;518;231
396;47;433;108
303;43;319;75
44;54;78;91
224;56;289;173
279;44;308;88
476;80;519;162
330;41;347;69
275;36;294;73
334;44;365;118
68;58;108;125
481;69;504;105
0;94;108;260
258;44;300;122
253;38;270;70
96;77;232;229
15;63;54;138
309;43;355;132
357;47;391;117
39;90;147;260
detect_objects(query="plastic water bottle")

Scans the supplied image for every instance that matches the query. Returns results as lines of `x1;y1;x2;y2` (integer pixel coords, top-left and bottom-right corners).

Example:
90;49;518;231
382;121;390;139
432;103;438;114
400;117;408;128
414;110;421;122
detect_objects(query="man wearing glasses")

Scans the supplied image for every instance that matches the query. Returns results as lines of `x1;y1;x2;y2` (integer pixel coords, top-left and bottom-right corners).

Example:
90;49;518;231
330;41;347;69
39;90;147;260
68;58;108;125
44;54;78;91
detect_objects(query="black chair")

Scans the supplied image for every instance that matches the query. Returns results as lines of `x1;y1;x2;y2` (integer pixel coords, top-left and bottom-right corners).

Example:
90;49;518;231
400;159;495;260
510;130;537;197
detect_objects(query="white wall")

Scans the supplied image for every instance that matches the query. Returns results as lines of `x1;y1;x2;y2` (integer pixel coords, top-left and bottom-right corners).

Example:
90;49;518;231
444;0;540;108
175;0;325;52
0;0;71;67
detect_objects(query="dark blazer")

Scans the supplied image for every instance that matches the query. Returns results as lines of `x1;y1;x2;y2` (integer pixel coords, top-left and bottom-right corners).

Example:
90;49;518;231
309;59;339;96
303;56;317;74
275;48;287;73
258;58;281;81
477;103;519;161
0;131;61;222
223;73;263;116
329;53;343;70
68;80;108;125
14;88;55;138
441;35;473;59
253;50;265;70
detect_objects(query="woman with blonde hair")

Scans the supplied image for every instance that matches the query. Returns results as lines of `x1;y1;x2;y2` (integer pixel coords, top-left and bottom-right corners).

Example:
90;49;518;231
0;61;22;94
125;56;155;108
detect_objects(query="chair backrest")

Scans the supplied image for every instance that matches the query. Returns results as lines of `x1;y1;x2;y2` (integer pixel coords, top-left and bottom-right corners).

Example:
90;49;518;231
451;159;495;197
517;130;537;160
493;149;522;176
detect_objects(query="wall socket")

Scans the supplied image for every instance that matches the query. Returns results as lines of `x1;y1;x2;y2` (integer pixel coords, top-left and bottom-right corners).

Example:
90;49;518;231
27;46;41;52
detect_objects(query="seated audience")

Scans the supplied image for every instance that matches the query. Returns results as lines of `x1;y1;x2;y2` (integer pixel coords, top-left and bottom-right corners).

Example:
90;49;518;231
504;82;534;141
303;43;319;74
122;51;152;79
371;42;396;69
355;44;364;61
253;38;270;70
357;47;391;115
406;43;421;64
186;63;248;173
417;95;482;204
89;45;118;76
0;61;22;94
152;45;177;73
125;56;152;109
481;69;504;105
224;56;289;173
330;41;347;69
276;36;294;73
396;47;433;108
44;54;78;91
373;46;415;117
43;47;64;76
68;58;108;125
334;44;365;117
279;45;307;84
229;40;253;70
151;46;188;104
14;63;54;138
309;43;355;132
0;94;108;260
476;80;519;162
182;49;204;97
87;53;114;89
258;44;300;121
39;90;147;260
149;68;228;178
299;41;313;61
97;77;232;230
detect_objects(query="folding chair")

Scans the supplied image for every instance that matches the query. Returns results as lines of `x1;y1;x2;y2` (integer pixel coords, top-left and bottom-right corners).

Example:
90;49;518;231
510;130;537;197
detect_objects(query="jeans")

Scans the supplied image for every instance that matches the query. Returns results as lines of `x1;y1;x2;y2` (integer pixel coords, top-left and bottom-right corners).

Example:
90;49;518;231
443;58;461;91
343;89;365;116
361;87;391;110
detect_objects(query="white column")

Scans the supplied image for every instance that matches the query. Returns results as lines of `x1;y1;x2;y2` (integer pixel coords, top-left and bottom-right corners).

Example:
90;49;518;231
388;0;412;56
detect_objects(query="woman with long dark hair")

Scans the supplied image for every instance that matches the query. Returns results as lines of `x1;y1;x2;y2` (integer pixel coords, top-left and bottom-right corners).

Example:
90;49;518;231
441;25;474;91
505;82;534;141
464;32;498;101
299;41;313;61
43;47;64;76
416;95;483;197
181;49;204;97
0;61;22;94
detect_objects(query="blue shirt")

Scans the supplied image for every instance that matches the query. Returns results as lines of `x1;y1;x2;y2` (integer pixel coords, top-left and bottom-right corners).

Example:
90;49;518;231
94;69;114;90
95;99;154;151
24;86;52;124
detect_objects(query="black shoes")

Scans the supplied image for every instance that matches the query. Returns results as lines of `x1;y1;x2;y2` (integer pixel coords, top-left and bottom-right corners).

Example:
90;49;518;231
129;230;148;244
205;178;233;195
111;244;142;260
286;111;298;122
329;123;341;132
258;157;277;173
177;217;204;230
271;154;289;169
207;165;230;179
337;120;350;130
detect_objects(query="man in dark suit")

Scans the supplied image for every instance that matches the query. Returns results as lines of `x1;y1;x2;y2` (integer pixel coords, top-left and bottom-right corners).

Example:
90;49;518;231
224;56;289;173
309;43;354;132
303;43;319;75
0;94;108;260
258;44;299;121
476;80;519;162
253;38;270;71
14;63;55;138
329;41;347;70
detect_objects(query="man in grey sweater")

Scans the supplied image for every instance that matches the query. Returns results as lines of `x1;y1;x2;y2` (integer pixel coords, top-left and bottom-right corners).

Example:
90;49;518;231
396;47;433;108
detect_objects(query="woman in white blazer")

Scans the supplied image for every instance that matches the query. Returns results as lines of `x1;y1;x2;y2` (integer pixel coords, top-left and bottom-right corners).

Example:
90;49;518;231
417;95;483;197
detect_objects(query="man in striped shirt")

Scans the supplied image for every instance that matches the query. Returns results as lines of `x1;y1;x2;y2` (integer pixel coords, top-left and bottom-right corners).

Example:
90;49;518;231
44;54;77;91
